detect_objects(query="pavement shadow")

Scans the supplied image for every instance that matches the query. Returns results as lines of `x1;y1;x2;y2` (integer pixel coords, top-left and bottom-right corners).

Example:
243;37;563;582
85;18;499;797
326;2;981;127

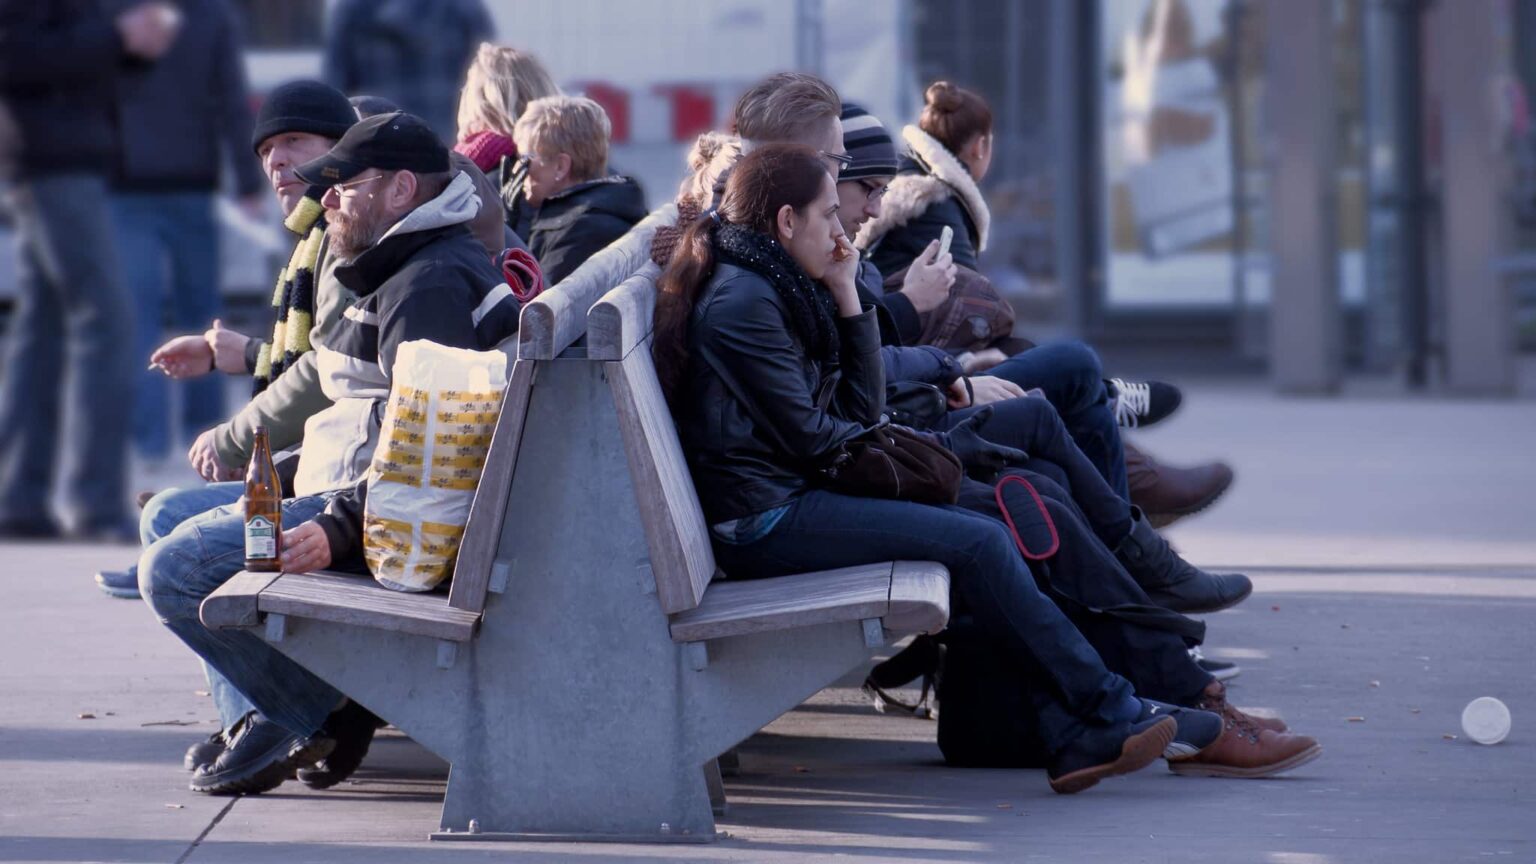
0;724;216;765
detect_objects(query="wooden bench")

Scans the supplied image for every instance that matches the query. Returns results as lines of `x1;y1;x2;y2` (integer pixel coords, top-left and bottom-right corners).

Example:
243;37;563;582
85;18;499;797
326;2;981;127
200;212;951;843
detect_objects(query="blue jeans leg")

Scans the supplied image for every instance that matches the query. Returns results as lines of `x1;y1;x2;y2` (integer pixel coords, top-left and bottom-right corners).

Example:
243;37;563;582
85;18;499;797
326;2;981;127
139;495;342;737
941;396;1133;548
112;194;173;460
985;341;1129;499
163;194;223;440
139;483;248;546
712;490;1140;754
136;482;254;729
0;175;134;529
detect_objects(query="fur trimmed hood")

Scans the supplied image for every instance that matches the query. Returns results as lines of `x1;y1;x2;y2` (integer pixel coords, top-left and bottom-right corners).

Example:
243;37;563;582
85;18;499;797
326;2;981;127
854;124;990;254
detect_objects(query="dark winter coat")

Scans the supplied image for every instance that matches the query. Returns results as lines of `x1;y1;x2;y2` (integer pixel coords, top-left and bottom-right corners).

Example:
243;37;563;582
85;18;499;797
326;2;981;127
855;125;991;278
527;175;647;285
111;0;264;195
0;0;124;178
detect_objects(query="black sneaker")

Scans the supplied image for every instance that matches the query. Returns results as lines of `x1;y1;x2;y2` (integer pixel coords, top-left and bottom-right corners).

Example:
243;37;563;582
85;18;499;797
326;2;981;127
189;713;334;796
1109;379;1182;429
1137;699;1222;759
296;700;382;789
1190;646;1242;682
1047;715;1175;794
183;729;228;772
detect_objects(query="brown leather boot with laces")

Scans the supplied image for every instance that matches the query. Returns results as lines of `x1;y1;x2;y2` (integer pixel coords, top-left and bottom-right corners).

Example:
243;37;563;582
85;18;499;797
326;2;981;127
1169;688;1321;778
1199;681;1288;733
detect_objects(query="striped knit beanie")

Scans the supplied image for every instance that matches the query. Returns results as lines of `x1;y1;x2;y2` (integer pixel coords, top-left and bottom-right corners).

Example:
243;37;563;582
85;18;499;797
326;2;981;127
839;102;899;182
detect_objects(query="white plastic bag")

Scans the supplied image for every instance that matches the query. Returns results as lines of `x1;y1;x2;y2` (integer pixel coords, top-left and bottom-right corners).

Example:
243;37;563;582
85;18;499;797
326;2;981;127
364;340;507;592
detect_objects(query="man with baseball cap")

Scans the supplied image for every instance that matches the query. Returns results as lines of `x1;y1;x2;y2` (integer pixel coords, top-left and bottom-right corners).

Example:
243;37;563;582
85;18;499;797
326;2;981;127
139;110;520;796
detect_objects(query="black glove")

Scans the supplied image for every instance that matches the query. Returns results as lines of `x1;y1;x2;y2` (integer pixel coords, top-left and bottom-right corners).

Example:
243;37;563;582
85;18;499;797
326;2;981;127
939;406;1029;480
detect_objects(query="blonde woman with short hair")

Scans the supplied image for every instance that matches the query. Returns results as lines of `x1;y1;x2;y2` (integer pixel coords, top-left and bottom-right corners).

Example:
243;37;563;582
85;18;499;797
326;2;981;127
510;95;647;284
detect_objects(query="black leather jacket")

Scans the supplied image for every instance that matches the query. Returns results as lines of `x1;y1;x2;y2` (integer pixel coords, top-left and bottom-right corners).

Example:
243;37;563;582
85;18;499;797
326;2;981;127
680;262;885;524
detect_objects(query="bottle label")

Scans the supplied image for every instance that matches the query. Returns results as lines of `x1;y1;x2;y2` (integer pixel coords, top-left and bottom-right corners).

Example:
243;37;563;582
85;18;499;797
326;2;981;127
245;515;278;560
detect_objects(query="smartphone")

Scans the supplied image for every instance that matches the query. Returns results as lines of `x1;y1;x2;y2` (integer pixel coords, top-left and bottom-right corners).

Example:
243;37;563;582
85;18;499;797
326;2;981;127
937;225;953;259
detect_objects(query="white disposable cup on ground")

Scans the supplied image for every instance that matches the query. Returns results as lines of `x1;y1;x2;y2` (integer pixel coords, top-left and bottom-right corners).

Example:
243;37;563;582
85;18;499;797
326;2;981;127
1461;697;1511;745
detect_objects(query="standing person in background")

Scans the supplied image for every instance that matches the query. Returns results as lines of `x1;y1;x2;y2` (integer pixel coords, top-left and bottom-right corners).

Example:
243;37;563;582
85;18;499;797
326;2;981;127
113;0;266;465
322;0;493;143
0;0;180;540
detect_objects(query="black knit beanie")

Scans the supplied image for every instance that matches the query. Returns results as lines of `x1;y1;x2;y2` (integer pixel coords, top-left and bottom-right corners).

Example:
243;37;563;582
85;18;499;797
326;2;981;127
252;80;357;154
839;102;899;182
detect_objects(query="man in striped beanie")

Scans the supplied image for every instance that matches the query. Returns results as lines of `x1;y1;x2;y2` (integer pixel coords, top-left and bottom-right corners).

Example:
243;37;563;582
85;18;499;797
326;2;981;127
837;101;956;347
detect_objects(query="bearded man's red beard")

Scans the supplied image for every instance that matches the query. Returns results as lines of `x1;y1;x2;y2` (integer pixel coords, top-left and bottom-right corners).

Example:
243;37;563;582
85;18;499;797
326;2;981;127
327;207;389;260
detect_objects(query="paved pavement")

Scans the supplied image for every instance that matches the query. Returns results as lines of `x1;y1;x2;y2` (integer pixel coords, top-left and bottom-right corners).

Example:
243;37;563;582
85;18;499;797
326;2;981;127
2;384;1534;863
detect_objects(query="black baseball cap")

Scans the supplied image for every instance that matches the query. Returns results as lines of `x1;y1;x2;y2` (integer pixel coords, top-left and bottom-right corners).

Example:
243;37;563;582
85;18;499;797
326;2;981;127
294;111;450;187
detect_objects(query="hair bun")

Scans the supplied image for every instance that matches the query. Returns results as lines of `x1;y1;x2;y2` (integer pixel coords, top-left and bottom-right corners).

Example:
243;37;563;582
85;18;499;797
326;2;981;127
925;81;963;112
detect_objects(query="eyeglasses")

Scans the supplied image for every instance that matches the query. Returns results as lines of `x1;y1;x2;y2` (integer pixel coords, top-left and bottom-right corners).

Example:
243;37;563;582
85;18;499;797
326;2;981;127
858;179;889;203
820;150;854;175
332;173;384;197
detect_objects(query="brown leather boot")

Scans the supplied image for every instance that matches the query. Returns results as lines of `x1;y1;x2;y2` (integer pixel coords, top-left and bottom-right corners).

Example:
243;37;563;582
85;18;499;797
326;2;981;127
1166;709;1321;778
1124;442;1234;529
1198;681;1288;733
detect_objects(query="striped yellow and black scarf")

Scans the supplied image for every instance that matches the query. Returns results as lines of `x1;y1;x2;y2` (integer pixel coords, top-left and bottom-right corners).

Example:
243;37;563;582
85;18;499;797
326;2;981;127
252;189;326;395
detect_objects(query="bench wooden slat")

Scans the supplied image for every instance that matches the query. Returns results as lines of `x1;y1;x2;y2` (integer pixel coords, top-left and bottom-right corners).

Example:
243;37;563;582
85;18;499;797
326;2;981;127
885;561;951;635
587;263;660;361
608;346;716;614
667;563;897;643
258;571;481;642
448;357;536;613
199;570;283;629
518;203;677;360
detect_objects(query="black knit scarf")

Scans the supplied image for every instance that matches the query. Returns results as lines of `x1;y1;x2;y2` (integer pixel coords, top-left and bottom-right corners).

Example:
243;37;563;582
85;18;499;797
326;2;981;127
253;187;326;396
713;222;840;367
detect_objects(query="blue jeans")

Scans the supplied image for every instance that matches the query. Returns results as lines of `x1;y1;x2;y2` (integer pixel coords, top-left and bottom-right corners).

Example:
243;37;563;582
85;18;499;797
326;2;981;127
139;494;342;737
138;483;254;729
111;192;224;460
712;490;1140;755
984;341;1129;500
941;396;1133;549
0;174;134;530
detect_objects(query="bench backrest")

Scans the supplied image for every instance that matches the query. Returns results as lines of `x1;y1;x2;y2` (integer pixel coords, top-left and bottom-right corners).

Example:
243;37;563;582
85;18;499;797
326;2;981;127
519;203;678;360
590;267;717;615
452;207;678;612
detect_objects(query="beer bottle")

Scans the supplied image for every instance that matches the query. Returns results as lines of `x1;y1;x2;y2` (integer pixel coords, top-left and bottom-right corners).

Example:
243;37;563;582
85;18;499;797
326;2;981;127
244;426;283;572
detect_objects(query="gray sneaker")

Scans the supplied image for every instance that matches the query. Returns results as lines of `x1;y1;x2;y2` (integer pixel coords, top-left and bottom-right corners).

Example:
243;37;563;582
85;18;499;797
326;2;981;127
94;568;140;599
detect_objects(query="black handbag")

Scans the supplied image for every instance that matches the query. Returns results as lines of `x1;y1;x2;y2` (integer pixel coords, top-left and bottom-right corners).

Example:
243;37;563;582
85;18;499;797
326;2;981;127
883;381;948;430
818;420;963;506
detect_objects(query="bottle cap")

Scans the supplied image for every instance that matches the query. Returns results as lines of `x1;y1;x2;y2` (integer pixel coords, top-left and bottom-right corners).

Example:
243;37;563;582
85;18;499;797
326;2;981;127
1461;697;1511;745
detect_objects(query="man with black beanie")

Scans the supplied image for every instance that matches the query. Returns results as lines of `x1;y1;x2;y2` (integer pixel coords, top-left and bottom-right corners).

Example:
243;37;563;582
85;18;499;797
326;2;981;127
98;79;359;597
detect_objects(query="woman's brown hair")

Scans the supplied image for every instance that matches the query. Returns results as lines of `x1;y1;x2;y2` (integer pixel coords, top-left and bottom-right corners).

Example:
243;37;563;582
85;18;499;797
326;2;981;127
918;81;993;159
653;143;831;409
